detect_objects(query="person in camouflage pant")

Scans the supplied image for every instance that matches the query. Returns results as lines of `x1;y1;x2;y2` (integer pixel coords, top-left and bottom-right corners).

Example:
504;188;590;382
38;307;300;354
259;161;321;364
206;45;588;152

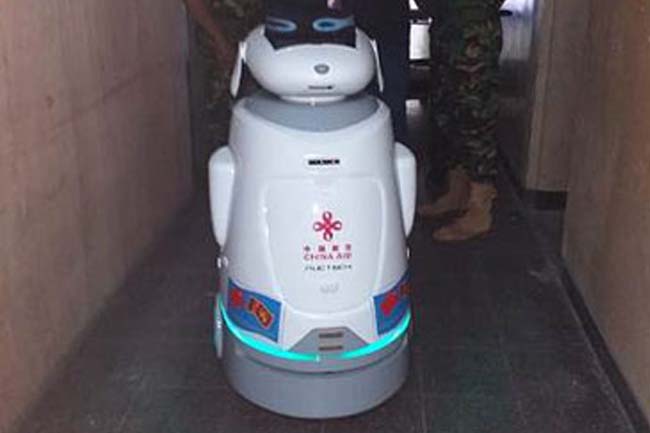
419;0;504;242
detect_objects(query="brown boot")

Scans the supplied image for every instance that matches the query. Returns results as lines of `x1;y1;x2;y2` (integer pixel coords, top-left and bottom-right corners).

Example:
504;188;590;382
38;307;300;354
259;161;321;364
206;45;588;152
419;167;471;218
432;182;497;242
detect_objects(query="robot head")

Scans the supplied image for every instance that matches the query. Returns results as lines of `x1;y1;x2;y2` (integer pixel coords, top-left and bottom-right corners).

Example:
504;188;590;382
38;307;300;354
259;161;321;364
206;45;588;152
230;0;383;103
265;0;356;49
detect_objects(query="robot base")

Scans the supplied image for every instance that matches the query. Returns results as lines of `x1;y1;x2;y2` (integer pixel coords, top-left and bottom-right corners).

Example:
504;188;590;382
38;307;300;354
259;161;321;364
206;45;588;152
221;325;410;419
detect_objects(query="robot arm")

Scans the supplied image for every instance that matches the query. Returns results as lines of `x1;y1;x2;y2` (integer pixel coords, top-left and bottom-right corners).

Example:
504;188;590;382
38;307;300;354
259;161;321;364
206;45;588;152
209;147;236;247
394;143;417;236
370;39;384;93
230;42;247;98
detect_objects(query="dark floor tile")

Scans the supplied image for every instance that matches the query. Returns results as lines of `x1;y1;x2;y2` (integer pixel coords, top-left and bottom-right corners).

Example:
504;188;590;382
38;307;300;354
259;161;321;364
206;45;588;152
20;412;128;433
136;210;218;276
415;347;511;398
18;339;146;433
410;269;483;307
139;340;228;391
475;243;548;277
89;273;217;344
120;389;323;433
421;399;463;433
471;226;547;272
516;364;634;433
507;345;633;433
411;299;502;351
422;392;525;433
322;373;424;433
410;242;494;309
410;266;502;350
144;232;218;275
409;223;485;280
486;272;587;351
525;208;565;254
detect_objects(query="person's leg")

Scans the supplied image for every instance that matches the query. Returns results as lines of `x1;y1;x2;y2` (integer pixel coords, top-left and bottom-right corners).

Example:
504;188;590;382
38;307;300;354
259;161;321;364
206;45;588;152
375;21;410;145
432;3;503;241
419;14;472;217
452;9;501;185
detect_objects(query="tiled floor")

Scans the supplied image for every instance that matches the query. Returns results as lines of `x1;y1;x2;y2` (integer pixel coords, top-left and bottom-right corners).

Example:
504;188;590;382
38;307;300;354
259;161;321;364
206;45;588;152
17;105;637;433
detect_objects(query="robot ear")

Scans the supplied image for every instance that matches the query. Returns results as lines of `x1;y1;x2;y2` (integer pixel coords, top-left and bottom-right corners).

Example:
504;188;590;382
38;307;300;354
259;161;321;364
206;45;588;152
230;42;247;98
370;39;385;93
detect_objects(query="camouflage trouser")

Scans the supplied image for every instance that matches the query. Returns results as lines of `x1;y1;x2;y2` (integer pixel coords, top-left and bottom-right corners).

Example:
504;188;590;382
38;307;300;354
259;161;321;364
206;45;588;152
429;1;504;183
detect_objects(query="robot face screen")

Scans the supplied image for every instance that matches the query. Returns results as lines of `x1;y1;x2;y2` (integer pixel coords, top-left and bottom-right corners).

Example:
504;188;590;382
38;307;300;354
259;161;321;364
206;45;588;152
264;0;356;49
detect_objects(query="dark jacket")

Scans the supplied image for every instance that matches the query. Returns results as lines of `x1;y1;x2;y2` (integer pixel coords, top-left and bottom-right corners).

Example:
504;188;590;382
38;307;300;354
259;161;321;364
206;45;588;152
352;0;409;38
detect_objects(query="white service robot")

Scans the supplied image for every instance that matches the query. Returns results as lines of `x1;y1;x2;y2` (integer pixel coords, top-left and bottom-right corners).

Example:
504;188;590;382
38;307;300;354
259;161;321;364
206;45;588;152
208;5;417;418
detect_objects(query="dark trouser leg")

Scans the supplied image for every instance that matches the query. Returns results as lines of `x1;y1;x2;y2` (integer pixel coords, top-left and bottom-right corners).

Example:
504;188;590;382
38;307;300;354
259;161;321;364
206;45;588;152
375;21;411;145
427;21;456;196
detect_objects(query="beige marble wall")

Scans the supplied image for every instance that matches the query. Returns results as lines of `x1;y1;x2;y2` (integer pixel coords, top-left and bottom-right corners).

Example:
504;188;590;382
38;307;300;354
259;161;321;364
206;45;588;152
502;0;590;192
526;0;589;191
564;0;650;417
0;1;193;430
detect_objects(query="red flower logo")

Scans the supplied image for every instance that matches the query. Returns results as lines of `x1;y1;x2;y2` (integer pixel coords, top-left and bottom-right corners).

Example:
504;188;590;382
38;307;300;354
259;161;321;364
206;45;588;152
313;211;343;242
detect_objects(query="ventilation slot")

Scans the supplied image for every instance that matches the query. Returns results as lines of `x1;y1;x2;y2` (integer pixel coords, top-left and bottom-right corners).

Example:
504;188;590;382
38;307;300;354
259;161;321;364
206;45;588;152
308;158;341;167
319;345;344;353
319;331;344;339
318;329;345;353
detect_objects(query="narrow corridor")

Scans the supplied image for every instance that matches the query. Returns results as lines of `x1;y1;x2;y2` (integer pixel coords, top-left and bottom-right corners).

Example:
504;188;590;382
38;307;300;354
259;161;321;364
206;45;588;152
16;105;636;433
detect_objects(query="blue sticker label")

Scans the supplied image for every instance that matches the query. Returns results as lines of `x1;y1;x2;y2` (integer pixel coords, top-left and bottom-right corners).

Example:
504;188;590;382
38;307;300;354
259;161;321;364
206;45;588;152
226;280;281;342
374;274;411;335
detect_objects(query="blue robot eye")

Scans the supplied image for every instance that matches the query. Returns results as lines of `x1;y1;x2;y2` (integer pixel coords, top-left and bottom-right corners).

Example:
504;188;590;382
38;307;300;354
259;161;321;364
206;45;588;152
312;16;354;33
265;16;298;33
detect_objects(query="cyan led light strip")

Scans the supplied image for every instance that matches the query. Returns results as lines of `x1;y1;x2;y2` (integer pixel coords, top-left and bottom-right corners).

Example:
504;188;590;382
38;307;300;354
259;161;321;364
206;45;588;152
220;299;318;362
339;310;411;360
219;298;410;363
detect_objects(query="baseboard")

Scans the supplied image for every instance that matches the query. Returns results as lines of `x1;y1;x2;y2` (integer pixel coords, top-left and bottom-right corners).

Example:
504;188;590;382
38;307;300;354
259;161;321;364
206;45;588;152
560;270;650;433
521;189;567;210
515;169;650;432
499;157;567;210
